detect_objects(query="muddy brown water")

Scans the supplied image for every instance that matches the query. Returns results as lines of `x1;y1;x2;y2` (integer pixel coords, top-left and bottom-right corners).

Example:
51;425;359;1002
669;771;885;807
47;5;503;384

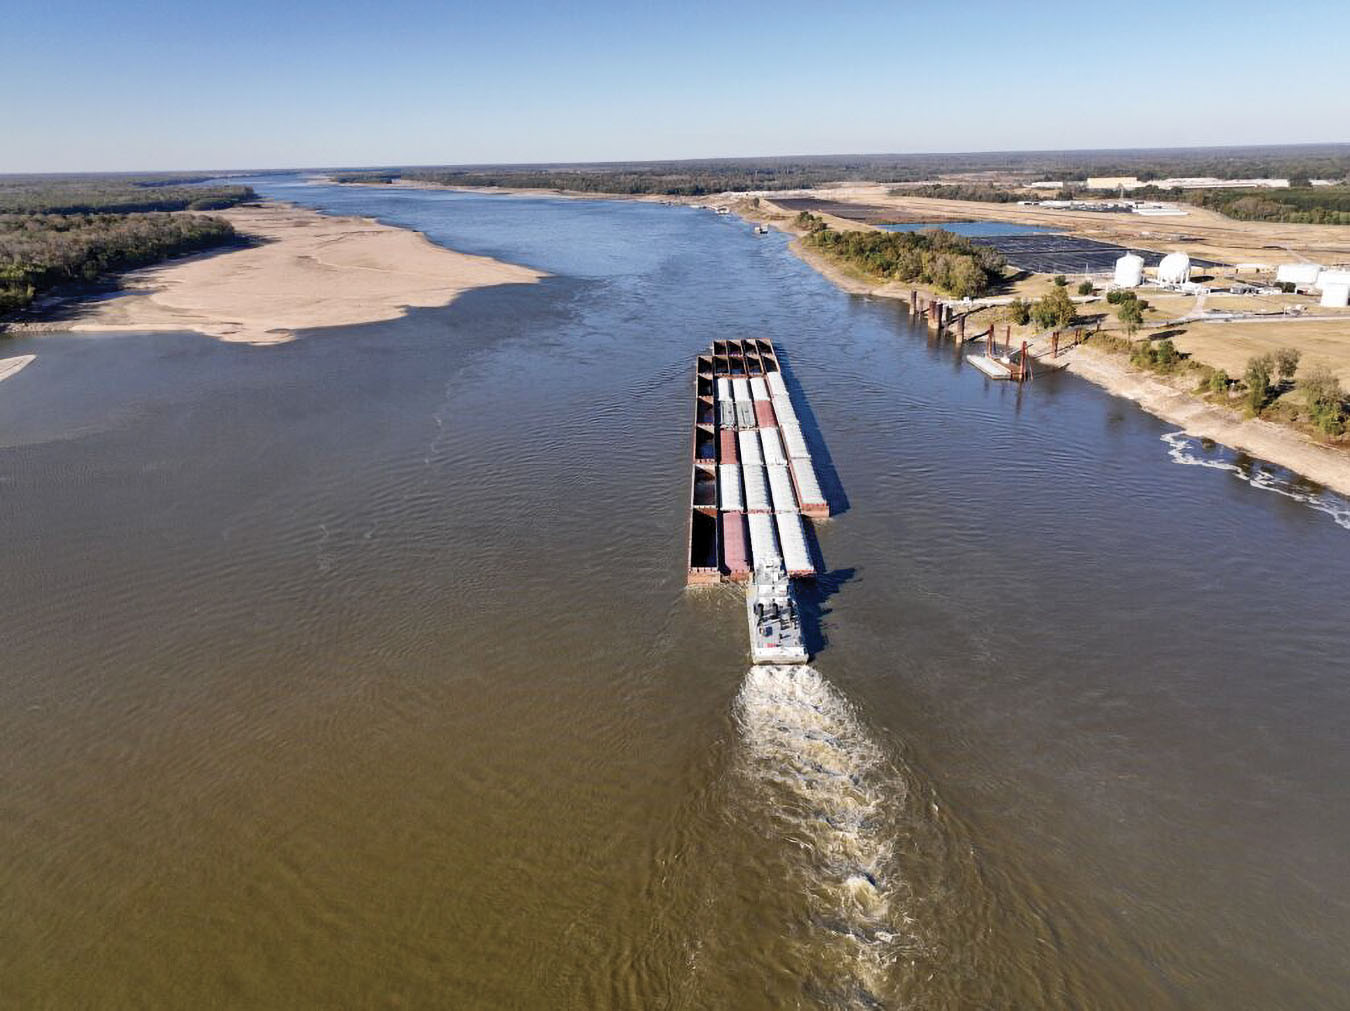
2;177;1348;1008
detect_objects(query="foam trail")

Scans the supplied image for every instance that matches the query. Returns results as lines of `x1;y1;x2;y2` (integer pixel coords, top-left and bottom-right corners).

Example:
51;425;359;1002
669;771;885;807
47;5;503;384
1162;431;1350;530
736;665;911;1005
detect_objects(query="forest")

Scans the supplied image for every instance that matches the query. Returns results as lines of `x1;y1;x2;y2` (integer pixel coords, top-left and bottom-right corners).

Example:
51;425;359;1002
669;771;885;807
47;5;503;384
0;178;254;214
327;144;1349;215
0;177;253;315
798;215;1005;298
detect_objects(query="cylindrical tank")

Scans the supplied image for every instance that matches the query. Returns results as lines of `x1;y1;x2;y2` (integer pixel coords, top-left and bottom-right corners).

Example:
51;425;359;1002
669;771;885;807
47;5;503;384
1320;282;1350;308
1113;253;1144;288
1156;252;1191;284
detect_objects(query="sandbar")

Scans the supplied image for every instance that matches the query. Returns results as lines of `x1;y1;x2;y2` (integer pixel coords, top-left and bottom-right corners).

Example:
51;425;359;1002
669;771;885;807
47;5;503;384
29;202;545;345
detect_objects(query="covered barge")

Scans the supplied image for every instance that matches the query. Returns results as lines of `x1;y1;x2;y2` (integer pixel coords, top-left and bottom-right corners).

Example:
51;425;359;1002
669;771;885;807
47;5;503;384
685;339;829;588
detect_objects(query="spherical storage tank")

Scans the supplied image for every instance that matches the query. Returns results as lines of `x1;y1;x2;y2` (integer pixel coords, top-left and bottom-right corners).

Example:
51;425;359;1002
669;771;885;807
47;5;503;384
1113;253;1144;288
1156;252;1191;284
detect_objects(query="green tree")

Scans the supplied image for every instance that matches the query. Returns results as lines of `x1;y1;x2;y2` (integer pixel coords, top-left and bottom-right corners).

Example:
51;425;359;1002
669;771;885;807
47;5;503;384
1298;364;1346;435
1208;369;1229;395
1117;298;1144;338
1032;285;1078;330
1077;280;1094;295
1244;353;1274;414
1155;338;1180;370
1274;347;1301;384
1007;297;1031;326
1053;275;1067;287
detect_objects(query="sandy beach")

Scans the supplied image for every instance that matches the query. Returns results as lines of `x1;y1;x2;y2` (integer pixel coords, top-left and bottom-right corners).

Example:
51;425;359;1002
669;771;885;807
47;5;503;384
13;202;545;345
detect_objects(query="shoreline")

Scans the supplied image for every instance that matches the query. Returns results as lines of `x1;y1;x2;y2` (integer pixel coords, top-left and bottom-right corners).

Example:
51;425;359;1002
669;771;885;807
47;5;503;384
737;197;1350;498
1063;346;1350;497
2;201;545;346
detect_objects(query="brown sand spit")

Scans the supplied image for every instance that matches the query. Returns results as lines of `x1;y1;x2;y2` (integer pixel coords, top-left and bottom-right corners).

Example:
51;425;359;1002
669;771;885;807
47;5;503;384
1065;346;1350;498
33;202;545;345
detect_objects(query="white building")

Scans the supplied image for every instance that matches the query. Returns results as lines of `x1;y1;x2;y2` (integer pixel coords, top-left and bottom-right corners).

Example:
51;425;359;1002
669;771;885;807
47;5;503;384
1319;283;1350;308
1113;253;1145;288
1314;268;1350;292
1276;263;1324;287
1086;176;1144;190
1156;252;1192;284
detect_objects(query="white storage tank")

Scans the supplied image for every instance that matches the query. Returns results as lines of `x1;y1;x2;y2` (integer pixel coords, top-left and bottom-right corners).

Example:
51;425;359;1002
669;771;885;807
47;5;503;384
1156;252;1191;284
1113;253;1144;288
1276;262;1324;286
774;511;814;576
1321;282;1350;308
1314;268;1350;292
766;464;798;513
747;511;781;570
718;464;743;511
749;377;771;402
742;464;770;512
737;430;763;466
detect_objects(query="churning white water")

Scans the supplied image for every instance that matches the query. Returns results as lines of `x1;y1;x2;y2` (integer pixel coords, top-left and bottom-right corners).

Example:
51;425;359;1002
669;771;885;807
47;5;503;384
1161;431;1350;530
736;665;916;1004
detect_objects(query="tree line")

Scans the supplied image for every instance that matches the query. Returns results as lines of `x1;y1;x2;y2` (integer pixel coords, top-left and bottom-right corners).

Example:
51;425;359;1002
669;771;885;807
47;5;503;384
325;145;1350;198
0;181;254;215
1;177;253;315
798;215;1005;298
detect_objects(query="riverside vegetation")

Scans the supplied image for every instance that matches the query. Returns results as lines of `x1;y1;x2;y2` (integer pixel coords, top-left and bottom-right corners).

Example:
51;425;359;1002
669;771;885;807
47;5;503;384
0;177;254;314
1088;316;1347;439
794;213;1005;298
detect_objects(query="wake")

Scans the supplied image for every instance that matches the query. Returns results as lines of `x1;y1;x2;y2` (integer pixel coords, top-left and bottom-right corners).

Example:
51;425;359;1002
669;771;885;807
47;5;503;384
1162;431;1350;530
736;664;915;1005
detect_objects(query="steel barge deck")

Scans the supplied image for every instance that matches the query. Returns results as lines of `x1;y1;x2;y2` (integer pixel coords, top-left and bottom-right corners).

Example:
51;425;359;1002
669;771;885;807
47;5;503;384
685;338;829;596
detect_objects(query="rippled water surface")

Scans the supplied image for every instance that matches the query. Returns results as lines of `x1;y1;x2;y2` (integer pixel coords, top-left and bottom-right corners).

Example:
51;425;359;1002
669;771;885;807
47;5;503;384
2;177;1349;1008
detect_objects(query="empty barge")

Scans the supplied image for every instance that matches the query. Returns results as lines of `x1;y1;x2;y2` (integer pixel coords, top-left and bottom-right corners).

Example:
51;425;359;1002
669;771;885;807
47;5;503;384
685;338;829;588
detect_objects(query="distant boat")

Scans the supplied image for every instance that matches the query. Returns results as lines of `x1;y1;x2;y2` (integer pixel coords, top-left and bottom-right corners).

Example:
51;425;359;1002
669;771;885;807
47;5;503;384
0;354;35;384
753;224;769;235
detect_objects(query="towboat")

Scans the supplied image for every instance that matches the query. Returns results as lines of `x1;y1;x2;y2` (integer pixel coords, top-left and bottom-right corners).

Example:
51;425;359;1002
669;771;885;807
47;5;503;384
746;560;809;664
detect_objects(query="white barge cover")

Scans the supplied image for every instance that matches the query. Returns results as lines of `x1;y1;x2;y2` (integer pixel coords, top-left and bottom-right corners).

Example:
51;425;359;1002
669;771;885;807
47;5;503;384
759;427;786;466
775;511;813;575
716;377;733;401
779;422;810;460
738;430;763;466
742;464;771;512
749;377;771;401
731;377;752;404
770;393;799;429
747;511;782;570
766;372;788;399
791;458;826;508
766;464;799;513
718;464;743;511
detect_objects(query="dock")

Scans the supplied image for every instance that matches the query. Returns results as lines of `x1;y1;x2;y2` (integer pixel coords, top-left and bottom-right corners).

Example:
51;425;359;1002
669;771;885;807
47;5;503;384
0;355;35;384
686;339;828;588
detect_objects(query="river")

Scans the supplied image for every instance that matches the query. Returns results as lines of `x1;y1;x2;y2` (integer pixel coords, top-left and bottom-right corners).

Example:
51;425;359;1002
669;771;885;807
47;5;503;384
2;177;1347;1008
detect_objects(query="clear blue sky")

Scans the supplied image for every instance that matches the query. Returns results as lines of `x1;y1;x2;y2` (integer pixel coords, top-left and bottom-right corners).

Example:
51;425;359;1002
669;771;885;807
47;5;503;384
6;0;1347;172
